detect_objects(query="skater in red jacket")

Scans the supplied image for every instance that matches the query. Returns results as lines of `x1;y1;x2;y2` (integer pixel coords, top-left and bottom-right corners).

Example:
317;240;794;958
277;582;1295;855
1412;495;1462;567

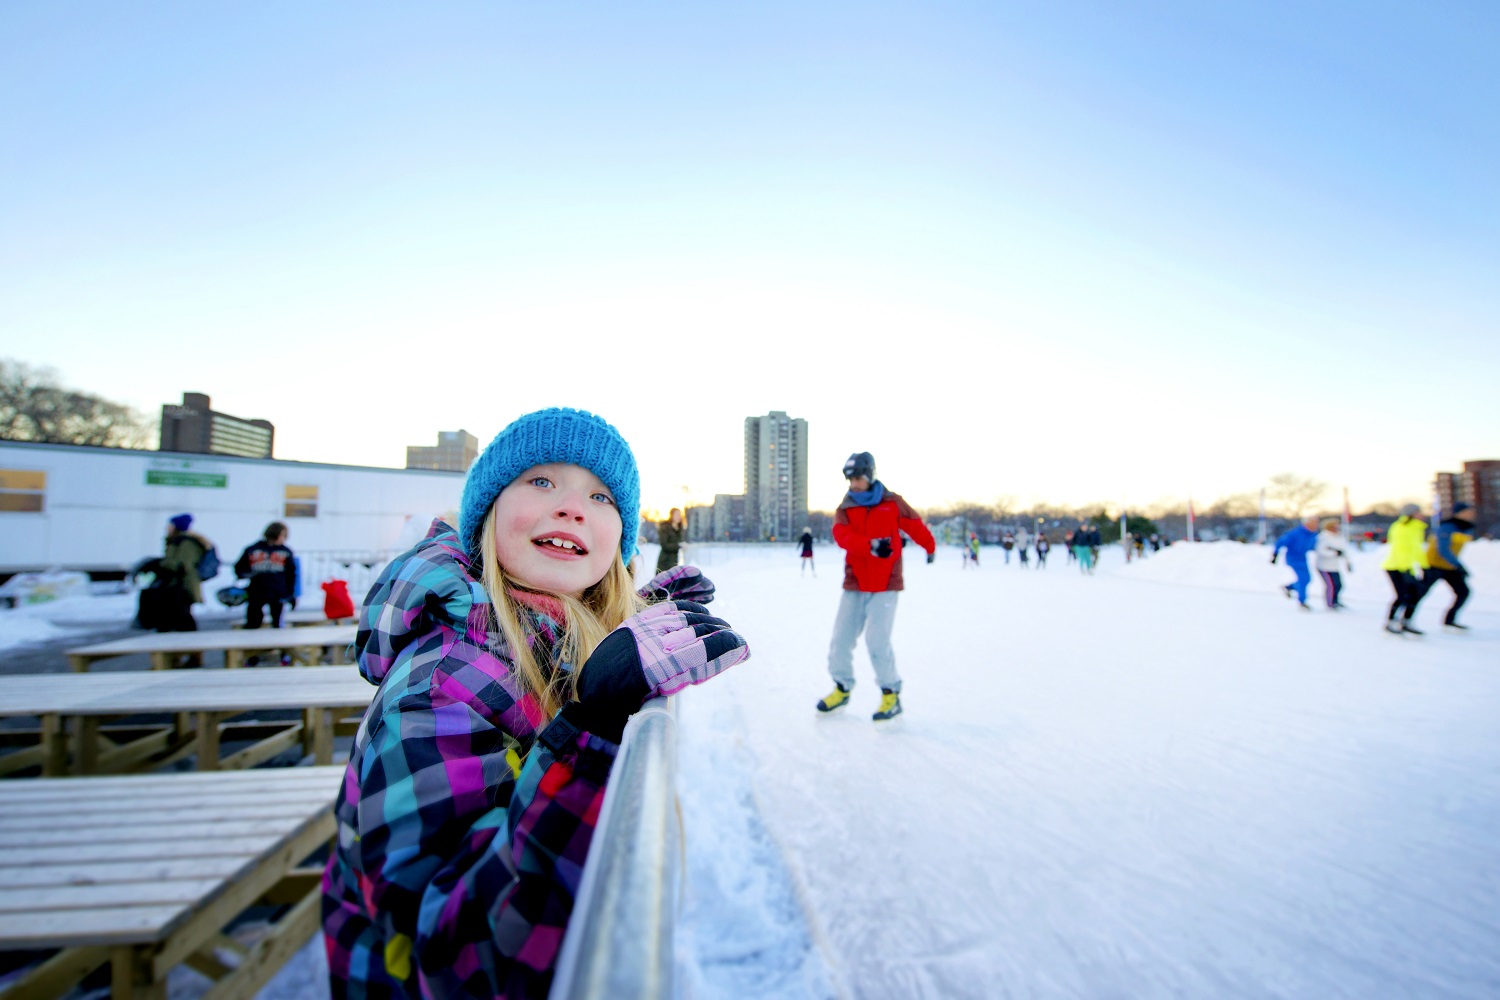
816;451;936;721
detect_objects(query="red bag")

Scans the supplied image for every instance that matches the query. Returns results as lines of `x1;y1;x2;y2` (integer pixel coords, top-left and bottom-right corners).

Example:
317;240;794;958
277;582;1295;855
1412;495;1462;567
322;579;355;620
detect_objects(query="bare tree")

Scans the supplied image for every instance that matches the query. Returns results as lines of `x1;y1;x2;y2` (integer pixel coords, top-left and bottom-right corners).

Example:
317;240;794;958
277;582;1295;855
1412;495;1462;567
1266;473;1328;521
0;359;153;449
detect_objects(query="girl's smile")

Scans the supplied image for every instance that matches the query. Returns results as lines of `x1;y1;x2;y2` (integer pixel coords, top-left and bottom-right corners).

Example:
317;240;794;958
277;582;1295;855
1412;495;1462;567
493;463;622;598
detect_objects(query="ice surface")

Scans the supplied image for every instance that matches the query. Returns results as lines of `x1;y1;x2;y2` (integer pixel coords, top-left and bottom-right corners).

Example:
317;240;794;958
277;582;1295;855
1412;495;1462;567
673;538;1500;999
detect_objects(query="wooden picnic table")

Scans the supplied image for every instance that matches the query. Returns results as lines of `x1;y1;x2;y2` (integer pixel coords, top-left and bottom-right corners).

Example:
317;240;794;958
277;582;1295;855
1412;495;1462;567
0;765;342;1000
66;624;357;672
0;667;374;777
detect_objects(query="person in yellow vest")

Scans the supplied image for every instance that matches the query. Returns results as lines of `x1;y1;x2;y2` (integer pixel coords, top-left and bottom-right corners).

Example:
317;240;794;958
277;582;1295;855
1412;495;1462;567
1415;502;1475;631
1381;504;1428;635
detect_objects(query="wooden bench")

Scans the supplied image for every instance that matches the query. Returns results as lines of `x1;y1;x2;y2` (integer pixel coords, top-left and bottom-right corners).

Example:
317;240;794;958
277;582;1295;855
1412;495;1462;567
66;625;357;672
0;668;374;777
0;765;342;1000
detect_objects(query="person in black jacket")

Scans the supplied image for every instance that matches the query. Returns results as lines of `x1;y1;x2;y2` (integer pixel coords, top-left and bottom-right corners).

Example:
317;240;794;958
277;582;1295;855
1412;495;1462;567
235;522;298;629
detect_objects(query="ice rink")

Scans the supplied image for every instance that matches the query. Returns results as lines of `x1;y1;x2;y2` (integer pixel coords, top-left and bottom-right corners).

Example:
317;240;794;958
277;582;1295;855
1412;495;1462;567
674;538;1500;1000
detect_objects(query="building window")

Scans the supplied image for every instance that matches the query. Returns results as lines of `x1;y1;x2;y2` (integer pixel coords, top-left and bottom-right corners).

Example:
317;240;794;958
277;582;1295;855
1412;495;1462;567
284;484;318;518
0;469;46;512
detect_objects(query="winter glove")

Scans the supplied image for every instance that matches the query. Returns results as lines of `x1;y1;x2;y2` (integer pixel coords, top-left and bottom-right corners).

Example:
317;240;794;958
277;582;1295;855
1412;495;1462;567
871;538;893;559
926;551;935;564
639;564;716;605
569;600;750;743
1269;553;1278;565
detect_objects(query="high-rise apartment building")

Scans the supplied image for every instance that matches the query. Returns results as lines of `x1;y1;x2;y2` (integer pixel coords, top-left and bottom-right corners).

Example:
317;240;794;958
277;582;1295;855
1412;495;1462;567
1436;459;1500;532
159;393;274;459
406;430;479;473
743;411;808;541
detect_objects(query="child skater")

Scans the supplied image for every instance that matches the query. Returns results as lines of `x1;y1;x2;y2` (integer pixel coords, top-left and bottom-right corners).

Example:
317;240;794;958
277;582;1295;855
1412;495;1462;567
322;408;749;999
798;525;815;576
1315;517;1351;610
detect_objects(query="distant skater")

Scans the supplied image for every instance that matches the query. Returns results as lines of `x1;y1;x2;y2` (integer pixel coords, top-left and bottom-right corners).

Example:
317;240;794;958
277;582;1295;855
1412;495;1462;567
1064;530;1076;564
1001;533;1014;565
1272;516;1319;610
1415;502;1475;631
967;531;981;568
1035;534;1050;568
656;507;685;574
1016;527;1031;567
1314;518;1351;610
817;451;936;722
1072;523;1097;574
799;526;816;576
1382;504;1428;635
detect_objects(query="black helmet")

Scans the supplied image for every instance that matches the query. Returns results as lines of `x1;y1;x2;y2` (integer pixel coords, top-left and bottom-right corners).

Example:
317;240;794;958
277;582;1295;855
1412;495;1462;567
843;452;875;480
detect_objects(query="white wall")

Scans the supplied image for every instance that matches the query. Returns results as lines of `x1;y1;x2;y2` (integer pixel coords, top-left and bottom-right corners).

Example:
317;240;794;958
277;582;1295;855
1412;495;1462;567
0;442;465;574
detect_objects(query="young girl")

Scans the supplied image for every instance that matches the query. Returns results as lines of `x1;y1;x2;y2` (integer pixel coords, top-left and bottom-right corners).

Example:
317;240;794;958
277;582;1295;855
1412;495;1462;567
322;408;748;999
798;526;815;575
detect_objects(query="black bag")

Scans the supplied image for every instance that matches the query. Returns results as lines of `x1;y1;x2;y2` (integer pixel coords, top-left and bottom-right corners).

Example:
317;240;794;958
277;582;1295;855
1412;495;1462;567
134;585;171;630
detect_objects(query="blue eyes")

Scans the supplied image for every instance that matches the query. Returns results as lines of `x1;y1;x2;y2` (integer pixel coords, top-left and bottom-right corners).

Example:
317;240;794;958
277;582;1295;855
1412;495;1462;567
528;477;614;506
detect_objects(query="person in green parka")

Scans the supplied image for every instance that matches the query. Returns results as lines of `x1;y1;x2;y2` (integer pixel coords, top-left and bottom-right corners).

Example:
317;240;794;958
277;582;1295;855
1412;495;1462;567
159;513;212;634
656;507;686;574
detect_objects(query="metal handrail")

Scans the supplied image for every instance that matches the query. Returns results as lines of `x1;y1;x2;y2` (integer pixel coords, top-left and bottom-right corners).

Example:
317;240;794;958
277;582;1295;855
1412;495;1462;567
548;697;679;1000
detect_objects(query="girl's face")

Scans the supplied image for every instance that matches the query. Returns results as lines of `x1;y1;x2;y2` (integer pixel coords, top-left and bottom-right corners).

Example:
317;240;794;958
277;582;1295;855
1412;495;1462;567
492;463;622;599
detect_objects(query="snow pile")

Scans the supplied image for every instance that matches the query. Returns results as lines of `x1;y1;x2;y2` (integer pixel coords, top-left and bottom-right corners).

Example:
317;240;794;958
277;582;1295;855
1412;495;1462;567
0;569;91;605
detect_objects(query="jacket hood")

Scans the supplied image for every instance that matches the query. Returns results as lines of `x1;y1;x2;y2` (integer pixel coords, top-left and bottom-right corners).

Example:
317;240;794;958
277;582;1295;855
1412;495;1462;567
355;519;493;685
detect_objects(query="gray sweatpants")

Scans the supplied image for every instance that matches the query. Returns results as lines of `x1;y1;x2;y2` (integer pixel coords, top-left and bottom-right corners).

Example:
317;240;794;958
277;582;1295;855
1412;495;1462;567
826;590;902;693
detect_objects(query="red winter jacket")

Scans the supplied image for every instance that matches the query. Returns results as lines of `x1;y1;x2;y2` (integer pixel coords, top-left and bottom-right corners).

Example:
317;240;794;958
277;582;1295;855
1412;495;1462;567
833;487;936;592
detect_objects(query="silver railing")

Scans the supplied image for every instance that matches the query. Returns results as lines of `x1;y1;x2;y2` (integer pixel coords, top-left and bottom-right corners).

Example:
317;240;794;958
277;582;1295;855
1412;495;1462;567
549;697;680;1000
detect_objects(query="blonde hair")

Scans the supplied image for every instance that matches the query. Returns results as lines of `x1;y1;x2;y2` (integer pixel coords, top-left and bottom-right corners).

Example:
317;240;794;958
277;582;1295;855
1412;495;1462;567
479;504;645;717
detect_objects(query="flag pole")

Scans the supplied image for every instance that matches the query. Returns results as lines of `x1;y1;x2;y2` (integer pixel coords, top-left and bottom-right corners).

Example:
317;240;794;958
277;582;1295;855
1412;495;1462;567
1258;488;1267;545
1187;496;1196;543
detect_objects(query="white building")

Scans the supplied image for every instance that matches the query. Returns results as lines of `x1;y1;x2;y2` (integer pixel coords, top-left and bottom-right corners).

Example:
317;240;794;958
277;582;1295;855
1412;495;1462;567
0;441;466;583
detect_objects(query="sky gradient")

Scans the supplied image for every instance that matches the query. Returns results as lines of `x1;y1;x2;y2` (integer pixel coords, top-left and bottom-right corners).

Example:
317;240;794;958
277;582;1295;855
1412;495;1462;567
3;2;1496;516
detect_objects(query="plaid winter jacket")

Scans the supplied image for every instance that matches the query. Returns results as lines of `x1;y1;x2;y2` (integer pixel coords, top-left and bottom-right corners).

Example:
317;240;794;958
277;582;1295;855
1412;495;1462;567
322;520;617;1000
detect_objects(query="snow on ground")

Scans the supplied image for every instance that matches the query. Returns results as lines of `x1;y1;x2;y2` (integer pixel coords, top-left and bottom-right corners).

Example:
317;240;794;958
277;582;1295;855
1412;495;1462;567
673;539;1500;999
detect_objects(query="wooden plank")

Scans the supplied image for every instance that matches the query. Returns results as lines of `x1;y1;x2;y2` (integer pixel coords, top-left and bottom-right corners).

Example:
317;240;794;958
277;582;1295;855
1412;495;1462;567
0;792;336;827
0;905;187;947
0;818;303;849
0;878;223;914
0;765;343;799
0;856;250;889
0;743;45;777
0;834;282;867
66;626;356;658
216;726;304;772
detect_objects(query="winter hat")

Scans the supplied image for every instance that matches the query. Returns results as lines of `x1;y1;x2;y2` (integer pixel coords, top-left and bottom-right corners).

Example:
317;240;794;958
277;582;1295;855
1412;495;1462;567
458;408;639;564
1399;503;1421;517
169;513;194;532
1452;502;1473;517
843;452;876;480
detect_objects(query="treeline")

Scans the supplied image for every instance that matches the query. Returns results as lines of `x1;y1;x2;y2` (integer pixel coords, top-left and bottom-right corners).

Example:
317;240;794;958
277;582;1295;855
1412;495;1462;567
0;359;153;449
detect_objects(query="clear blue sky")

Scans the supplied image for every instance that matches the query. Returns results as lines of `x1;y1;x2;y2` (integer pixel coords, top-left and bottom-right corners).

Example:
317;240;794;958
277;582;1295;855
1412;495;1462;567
3;2;1496;515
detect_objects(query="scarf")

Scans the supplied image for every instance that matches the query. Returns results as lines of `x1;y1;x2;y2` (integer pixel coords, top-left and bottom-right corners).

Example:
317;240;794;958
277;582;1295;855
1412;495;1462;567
846;480;887;507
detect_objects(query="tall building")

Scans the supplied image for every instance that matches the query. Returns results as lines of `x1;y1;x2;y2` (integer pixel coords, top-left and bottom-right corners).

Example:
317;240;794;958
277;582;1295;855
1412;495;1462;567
159;393;274;459
406;430;479;473
711;493;747;541
1436;459;1500;533
743;411;808;541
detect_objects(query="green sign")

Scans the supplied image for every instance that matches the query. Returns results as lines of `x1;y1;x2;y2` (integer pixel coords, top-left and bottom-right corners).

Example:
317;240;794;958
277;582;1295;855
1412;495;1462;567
146;470;228;488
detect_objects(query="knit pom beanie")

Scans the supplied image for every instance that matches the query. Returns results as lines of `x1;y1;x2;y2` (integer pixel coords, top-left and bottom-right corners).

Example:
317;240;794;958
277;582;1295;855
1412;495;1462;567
169;513;194;532
458;408;640;564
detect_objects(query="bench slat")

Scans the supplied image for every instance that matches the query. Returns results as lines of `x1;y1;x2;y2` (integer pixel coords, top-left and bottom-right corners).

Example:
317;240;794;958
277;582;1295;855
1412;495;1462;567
0;793;335;827
0;818;303;848
0;766;343;799
0;905;189;947
0;834;283;867
0;856;251;889
0;879;224;914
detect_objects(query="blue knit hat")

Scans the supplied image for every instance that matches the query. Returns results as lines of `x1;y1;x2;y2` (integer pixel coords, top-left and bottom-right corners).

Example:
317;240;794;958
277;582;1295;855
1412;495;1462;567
458;408;640;564
169;513;193;532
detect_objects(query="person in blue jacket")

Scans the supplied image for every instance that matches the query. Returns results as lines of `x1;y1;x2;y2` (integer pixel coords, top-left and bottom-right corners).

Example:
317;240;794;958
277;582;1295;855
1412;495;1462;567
1271;516;1321;609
